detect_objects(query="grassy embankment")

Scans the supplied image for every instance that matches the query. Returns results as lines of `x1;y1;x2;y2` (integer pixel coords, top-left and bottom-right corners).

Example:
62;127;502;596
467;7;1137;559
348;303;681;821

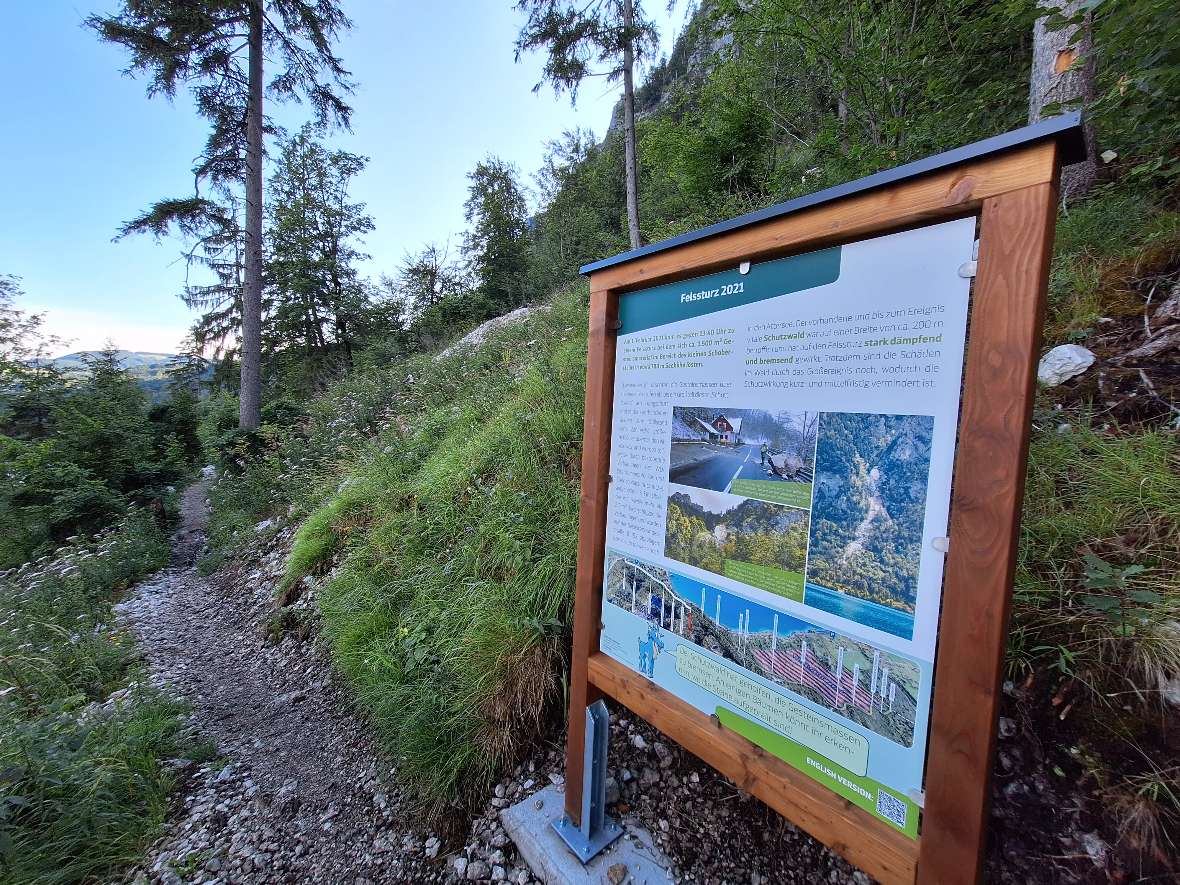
208;288;589;812
0;511;212;884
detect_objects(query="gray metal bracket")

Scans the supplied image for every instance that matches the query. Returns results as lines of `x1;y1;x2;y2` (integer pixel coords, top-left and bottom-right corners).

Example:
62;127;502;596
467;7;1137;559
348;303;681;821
552;699;624;863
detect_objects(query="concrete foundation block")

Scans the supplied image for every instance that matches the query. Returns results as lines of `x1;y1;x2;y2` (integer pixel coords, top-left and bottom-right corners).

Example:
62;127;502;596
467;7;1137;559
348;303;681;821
500;785;673;885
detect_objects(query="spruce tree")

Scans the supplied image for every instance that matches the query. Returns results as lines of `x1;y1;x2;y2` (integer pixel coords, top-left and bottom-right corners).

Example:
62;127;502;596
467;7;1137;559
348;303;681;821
462;158;531;319
515;0;660;249
87;0;354;429
0;275;67;438
267;126;373;379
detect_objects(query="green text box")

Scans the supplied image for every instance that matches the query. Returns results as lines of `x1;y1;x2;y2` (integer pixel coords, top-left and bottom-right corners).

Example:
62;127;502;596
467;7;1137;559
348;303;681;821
715;707;920;838
723;560;805;602
728;479;813;509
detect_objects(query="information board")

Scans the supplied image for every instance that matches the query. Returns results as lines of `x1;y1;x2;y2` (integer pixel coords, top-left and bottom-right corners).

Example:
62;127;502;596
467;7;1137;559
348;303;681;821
598;218;976;837
566;115;1081;885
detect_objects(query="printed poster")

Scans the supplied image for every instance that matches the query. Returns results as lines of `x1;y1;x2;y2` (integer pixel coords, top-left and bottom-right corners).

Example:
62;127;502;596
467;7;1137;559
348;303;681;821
598;217;976;838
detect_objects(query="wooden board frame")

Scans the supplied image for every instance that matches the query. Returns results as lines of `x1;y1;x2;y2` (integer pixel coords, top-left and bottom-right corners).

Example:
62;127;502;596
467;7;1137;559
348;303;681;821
564;123;1076;885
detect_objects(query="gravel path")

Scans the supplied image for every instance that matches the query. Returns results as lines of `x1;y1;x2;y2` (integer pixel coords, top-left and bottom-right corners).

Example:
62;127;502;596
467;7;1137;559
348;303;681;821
115;480;447;885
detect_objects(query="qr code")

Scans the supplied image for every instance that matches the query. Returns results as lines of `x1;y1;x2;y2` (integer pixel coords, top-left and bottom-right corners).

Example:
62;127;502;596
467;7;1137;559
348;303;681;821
876;789;908;829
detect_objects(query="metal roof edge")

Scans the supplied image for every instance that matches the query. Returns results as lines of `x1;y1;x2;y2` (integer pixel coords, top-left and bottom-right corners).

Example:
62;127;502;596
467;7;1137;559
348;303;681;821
580;112;1085;276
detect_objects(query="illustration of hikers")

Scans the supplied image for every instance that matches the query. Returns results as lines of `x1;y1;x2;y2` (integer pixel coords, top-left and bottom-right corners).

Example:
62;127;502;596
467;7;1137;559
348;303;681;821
637;622;665;678
760;442;769;465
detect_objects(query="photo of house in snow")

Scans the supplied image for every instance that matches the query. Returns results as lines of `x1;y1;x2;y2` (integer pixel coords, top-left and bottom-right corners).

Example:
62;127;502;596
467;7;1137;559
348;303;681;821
674;412;744;445
669;406;818;509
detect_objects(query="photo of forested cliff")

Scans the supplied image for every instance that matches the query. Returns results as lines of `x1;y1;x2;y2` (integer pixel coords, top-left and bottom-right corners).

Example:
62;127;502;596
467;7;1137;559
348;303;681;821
804;413;934;622
665;486;810;602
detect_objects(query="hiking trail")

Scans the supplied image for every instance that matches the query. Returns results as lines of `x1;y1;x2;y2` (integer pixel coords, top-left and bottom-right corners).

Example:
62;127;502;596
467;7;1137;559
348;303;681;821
115;479;445;885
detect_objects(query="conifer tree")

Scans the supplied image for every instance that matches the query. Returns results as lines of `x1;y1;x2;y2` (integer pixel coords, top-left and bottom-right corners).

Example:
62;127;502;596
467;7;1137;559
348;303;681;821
0;275;68;437
267;126;373;377
463;158;531;319
87;0;354;429
515;0;659;249
396;244;466;318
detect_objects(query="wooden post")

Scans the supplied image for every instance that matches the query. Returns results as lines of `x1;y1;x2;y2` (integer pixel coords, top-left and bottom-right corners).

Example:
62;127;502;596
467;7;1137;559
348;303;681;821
917;173;1059;885
836;646;845;707
563;286;618;826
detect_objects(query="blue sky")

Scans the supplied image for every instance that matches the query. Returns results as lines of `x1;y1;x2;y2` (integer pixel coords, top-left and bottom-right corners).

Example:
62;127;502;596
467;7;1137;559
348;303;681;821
0;2;682;356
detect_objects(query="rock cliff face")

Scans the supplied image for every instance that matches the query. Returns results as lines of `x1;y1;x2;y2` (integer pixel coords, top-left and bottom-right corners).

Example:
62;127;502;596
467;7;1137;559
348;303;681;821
605;2;734;136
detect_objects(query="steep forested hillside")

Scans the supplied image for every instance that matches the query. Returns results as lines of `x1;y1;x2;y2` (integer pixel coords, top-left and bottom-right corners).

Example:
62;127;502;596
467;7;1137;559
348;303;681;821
807;413;933;612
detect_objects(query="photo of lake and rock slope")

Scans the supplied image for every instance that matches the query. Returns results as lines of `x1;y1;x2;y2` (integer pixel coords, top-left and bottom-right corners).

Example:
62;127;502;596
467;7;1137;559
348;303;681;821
803;413;935;641
664;486;810;602
603;551;921;747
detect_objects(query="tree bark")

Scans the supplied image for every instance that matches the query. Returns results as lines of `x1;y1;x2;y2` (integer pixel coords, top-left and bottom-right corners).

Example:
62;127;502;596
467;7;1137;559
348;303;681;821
622;0;641;250
239;0;264;430
1028;0;1097;199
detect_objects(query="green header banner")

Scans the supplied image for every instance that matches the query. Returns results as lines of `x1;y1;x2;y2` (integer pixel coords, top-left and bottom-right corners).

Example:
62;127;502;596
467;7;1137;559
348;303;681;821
618;246;842;335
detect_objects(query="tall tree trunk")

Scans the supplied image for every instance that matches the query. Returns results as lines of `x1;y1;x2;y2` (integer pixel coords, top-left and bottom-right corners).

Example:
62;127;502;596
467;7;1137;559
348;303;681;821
622;0;641;250
239;0;264;429
1028;0;1097;199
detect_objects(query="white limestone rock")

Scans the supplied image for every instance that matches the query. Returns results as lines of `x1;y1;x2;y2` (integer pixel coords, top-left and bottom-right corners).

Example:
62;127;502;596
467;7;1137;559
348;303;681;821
1037;344;1096;386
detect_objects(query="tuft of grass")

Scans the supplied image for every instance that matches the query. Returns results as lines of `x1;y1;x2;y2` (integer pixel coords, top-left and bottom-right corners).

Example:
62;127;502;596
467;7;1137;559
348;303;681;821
1102;761;1180;869
280;504;339;601
1045;188;1180;341
0;512;205;884
1011;415;1180;707
0;693;192;885
278;470;387;601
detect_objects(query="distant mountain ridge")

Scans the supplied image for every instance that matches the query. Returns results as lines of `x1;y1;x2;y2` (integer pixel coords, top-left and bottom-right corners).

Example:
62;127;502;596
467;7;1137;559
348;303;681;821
669;490;805;533
38;350;211;402
45;350;180;376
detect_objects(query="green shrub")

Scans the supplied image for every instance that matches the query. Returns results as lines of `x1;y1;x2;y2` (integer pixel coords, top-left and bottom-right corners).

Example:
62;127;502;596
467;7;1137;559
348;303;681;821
0;512;203;884
196;392;242;467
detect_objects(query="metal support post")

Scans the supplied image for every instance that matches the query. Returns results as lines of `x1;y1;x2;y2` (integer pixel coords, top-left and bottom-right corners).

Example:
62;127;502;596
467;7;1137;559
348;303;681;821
553;700;623;862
